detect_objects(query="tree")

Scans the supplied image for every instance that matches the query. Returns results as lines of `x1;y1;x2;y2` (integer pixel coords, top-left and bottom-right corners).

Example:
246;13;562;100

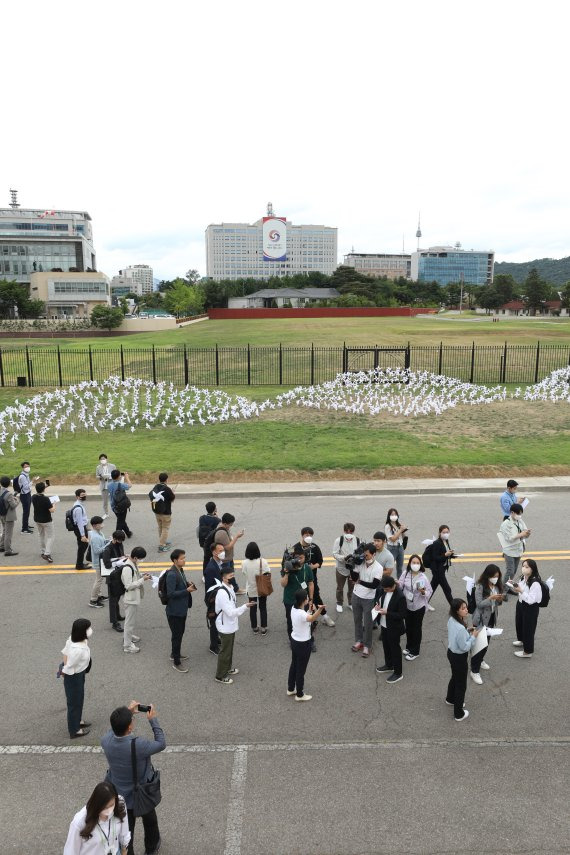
119;297;128;315
493;273;517;305
0;279;45;318
560;281;570;311
443;283;462;308
522;268;552;315
90;305;124;331
163;280;205;317
139;292;164;309
185;269;201;284
477;287;503;313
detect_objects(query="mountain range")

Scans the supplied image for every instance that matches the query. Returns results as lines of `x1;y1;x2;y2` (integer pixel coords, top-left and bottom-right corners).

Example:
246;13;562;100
494;256;570;285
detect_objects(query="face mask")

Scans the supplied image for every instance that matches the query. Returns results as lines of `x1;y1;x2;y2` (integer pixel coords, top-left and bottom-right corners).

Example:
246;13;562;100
344;534;353;541
441;532;449;540
86;627;93;638
410;563;421;572
100;458;107;464
24;467;30;473
390;515;398;522
512;513;521;520
218;551;226;561
489;577;499;585
304;536;313;544
99;808;114;820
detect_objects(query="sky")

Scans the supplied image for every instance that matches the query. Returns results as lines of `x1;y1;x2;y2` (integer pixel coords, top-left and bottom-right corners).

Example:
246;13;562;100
3;0;569;280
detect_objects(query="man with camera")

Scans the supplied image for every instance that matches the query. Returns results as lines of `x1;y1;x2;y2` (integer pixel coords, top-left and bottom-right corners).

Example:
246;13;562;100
350;542;383;658
101;700;165;855
281;544;314;642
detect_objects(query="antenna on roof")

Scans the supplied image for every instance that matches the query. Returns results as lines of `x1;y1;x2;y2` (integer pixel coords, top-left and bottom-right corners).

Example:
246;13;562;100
415;212;422;250
267;201;274;216
9;189;19;209
402;233;405;254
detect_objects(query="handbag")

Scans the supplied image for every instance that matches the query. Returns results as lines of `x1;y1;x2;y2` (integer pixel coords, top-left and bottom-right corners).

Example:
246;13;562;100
402;535;408;550
255;558;273;597
131;737;162;817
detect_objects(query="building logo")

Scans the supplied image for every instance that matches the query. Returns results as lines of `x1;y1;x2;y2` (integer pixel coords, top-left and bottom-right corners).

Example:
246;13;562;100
269;229;281;241
263;216;287;261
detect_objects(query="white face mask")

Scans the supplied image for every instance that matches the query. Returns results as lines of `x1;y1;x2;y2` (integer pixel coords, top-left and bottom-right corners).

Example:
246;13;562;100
441;532;449;540
99;807;114;820
410;563;421;572
218;551;226;561
100;458;107;464
303;536;313;544
513;513;522;520
390;515;398;522
489;577;499;586
344;534;353;541
24;467;30;473
86;627;93;638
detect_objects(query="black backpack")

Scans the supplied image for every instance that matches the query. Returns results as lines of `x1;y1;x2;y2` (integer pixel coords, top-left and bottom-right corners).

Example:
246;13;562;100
13;475;22;494
113;484;131;514
466;585;477;615
109;561;127;597
149;486;166;515
203;525;221;556
65;502;80;532
538;580;550;609
197;516;215;548
0;489;9;517
421;542;434;570
158;571;169;605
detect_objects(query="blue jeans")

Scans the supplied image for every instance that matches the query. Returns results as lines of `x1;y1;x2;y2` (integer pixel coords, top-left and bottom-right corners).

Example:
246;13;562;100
388;544;404;578
63;671;85;735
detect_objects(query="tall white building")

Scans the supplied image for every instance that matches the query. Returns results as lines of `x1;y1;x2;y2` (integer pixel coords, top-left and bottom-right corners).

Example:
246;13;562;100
119;264;154;294
205;211;338;280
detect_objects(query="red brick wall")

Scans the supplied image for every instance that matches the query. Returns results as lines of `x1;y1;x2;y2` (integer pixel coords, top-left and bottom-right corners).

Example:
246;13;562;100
208;307;437;319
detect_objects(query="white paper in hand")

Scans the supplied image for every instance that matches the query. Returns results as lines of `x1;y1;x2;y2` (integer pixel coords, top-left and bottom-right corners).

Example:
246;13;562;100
521;498;529;510
545;576;555;591
421;537;436;546
486;627;503;637
49;495;60;504
151;575;160;589
471;625;488;656
463;575;476;595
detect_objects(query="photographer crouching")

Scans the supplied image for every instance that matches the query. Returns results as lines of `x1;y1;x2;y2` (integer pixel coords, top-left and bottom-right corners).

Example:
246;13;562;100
281;545;314;644
350;543;383;659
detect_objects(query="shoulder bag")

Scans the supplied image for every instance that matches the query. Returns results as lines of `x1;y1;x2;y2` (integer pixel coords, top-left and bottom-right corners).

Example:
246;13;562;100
255;558;273;597
131;737;162;817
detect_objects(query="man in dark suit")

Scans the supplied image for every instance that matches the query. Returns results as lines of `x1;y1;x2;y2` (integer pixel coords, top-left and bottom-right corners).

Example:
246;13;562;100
374;575;407;683
204;542;227;655
164;549;196;673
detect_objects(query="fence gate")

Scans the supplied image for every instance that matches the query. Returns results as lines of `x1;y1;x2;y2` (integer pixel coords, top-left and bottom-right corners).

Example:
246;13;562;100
342;346;410;374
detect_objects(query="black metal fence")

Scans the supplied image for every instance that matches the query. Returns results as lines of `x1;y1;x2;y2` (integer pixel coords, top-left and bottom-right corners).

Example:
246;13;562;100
0;343;569;388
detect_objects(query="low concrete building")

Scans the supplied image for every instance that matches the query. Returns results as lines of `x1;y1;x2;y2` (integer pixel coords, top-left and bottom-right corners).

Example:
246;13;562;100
29;271;110;319
343;252;411;279
228;287;340;309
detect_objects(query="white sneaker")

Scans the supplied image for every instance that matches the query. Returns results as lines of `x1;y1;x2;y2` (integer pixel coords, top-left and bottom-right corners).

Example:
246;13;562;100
405;653;418;661
336;604;343;613
286;689;296;696
514;651;532;658
102;513;108;520
403;649;410;656
123;644;140;654
470;671;483;685
348;604;353;611
294;693;312;702
427;604;435;612
480;661;490;670
512;640;523;647
454;709;470;722
131;635;140;643
322;614;335;627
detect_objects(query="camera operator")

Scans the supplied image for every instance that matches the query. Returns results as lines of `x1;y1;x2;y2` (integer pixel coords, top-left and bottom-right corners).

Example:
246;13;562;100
281;544;314;642
293;526;334;629
332;522;360;613
350;543;383;658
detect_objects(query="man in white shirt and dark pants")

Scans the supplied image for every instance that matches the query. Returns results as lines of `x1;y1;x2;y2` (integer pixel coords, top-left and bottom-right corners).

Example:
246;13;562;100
213;566;254;684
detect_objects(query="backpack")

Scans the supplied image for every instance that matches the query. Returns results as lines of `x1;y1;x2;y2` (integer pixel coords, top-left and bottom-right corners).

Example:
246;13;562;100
421;543;434;570
466;586;477;615
13;475;22;494
538;580;550;609
0;489;9;517
203;525;221;556
108;561;127;597
113;484;131;514
65;502;80;532
206;583;231;622
149;486;166;515
197;516;214;548
158;571;169;605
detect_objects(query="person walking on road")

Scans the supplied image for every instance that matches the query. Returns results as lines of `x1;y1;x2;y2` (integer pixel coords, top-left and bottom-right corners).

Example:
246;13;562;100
241;541;271;634
384;508;408;579
31;480;55;563
88;516;108;609
63;781;130;855
428;525;456;607
149;472;175;553
60;617;93;739
71;489;91;570
108;470;132;538
398;554;432;660
446;599;479;722
95;453;115;519
470;564;504;684
121;547;151;653
102;530;126;632
500;479;525;520
164;548;196;672
213;566;254;684
0;475;19;556
499;503;530;590
287;588;325;702
101;701;165;855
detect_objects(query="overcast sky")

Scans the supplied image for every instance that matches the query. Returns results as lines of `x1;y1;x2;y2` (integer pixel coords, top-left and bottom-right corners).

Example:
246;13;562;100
3;0;569;280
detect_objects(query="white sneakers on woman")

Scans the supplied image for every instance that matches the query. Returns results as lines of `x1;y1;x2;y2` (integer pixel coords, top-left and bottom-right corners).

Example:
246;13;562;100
470;671;483;685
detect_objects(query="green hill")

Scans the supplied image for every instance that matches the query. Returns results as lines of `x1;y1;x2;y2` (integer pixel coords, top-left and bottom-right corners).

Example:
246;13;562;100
494;256;570;285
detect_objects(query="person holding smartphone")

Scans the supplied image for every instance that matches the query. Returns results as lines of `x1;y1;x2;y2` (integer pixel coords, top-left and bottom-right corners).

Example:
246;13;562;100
428;525;456;607
509;558;543;658
164;548;196;673
287;588;324;701
446;598;479;722
63;781;130;855
470;564;504;683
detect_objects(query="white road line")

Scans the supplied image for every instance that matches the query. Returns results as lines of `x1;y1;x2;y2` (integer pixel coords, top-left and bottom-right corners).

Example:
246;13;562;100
224;746;248;855
1;737;569;755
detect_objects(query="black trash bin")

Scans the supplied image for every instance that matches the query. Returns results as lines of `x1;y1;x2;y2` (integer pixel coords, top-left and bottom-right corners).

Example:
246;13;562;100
17;377;27;387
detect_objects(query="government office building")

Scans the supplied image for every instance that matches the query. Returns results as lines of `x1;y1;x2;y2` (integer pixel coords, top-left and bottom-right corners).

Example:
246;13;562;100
0;201;97;287
205;215;338;281
411;246;494;286
343;252;411;279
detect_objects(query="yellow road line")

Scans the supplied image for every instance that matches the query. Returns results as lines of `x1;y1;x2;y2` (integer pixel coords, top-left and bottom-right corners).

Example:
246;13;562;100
0;552;568;577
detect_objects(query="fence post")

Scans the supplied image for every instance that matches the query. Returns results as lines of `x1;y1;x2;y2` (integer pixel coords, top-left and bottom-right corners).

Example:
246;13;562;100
470;341;475;383
343;342;347;373
0;347;4;387
405;342;411;371
534;340;541;383
120;345;125;381
247;343;251;385
310;343;315;385
502;341;507;383
57;345;63;387
25;345;32;387
88;344;94;382
279;343;283;385
152;345;157;384
215;344;219;386
438;341;443;375
183;344;188;386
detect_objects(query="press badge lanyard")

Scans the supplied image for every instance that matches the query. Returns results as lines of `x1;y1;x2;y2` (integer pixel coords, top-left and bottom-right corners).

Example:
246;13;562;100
97;817;115;854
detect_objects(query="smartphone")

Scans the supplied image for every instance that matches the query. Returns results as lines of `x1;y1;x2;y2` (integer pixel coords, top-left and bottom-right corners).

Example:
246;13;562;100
45;478;50;487
137;704;151;713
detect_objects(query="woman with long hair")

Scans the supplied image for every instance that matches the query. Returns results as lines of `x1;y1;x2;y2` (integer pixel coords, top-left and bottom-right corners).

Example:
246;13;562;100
510;558;543;658
241;540;271;634
429;524;456;607
64;781;130;855
398;554;432;660
287;588;325;702
446;598;479;722
470;563;504;684
61;618;93;738
384;508;408;579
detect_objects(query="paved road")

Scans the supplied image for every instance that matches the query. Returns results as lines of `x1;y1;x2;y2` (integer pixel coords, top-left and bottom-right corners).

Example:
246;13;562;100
1;491;569;854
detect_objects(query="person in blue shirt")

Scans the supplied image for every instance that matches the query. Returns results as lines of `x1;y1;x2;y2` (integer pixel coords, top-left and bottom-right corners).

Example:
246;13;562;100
446;598;480;722
499;479;525;520
107;470;133;538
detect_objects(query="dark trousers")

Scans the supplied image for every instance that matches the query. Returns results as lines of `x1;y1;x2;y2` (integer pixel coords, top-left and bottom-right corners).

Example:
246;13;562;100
405;606;425;655
285;603;293;638
63;671;85;736
312;569;327;615
127;807;160;855
515;600;540;654
75;534;88;569
108;592;123;625
115;511;132;537
380;625;403;675
207;609;220;650
20;491;32;530
471;612;495;673
288;638;312;697
430;568;453;605
249;596;267;629
167;614;187;665
446;649;468;718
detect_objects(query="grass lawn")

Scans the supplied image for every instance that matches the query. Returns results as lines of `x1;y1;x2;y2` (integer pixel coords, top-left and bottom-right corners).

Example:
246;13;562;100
2;315;570;349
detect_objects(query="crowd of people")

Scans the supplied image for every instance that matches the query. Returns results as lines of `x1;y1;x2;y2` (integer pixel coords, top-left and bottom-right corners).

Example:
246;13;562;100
1;462;553;854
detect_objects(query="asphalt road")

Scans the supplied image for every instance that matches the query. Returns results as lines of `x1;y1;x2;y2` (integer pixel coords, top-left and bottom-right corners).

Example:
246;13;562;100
1;491;569;854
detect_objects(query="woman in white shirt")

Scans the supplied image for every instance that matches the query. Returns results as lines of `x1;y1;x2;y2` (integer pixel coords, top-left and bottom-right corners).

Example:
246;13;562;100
241;541;271;634
287;588;324;702
384;508;408;579
510;558;543;658
61;618;93;738
64;781;130;855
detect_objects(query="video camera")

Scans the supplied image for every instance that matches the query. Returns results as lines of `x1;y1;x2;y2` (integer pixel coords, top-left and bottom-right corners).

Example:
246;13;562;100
282;546;304;572
345;543;366;572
